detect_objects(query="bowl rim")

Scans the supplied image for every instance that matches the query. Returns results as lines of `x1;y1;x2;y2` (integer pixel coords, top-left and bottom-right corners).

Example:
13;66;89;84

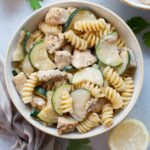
4;0;144;139
120;0;150;10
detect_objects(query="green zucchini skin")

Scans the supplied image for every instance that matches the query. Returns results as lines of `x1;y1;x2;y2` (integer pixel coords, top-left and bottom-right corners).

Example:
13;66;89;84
22;54;34;77
52;84;71;115
30;109;40;118
63;8;97;32
23;31;31;52
63;8;78;32
29;40;56;70
12;69;19;76
96;32;123;67
34;87;47;99
63;65;77;72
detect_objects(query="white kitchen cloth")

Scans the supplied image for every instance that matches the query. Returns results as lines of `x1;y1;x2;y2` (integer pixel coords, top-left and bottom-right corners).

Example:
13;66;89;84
0;59;63;150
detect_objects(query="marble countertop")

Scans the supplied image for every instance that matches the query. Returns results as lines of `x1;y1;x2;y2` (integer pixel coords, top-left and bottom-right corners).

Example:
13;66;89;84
0;0;150;149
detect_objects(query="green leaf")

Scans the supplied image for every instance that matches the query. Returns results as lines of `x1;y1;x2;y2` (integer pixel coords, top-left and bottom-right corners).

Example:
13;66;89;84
127;17;149;34
66;139;92;150
27;0;42;10
143;32;150;48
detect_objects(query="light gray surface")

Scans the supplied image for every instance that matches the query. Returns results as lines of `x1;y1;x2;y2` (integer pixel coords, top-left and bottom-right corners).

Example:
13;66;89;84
0;0;150;149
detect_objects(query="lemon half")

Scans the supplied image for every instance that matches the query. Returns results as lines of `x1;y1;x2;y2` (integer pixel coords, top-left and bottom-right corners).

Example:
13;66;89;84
108;118;149;150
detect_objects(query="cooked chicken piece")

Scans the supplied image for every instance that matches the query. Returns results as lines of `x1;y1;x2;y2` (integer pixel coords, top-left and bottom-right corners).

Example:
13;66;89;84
44;33;64;54
45;7;69;25
54;51;72;69
62;44;73;53
72;49;97;69
31;95;46;110
38;69;67;82
13;72;27;95
57;116;78;135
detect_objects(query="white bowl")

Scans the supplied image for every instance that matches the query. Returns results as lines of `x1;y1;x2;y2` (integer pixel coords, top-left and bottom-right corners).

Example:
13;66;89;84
121;0;150;10
5;0;144;139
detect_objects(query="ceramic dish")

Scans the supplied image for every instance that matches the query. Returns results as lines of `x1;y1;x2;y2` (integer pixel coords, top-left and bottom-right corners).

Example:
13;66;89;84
121;0;150;10
5;0;144;139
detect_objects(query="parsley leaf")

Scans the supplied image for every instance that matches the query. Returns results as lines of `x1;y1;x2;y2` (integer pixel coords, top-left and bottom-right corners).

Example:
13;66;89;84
66;139;92;150
27;0;43;10
143;32;150;48
127;17;149;34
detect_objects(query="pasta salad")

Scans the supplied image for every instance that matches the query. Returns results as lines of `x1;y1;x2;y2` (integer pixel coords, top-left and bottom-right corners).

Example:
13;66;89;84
12;7;137;135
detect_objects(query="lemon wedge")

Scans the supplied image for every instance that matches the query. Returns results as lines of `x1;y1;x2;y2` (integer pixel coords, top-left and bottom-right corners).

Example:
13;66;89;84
108;118;149;150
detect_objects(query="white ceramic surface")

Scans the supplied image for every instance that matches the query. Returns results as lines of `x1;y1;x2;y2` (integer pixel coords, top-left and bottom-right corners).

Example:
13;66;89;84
4;0;144;139
121;0;150;10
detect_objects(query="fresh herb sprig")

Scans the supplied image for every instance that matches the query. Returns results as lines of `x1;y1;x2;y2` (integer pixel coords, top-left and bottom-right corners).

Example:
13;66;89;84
127;17;150;48
27;0;43;10
66;139;92;150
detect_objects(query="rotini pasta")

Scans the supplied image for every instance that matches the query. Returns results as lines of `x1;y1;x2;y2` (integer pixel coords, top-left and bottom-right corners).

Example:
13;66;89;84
22;73;39;103
12;6;137;135
80;32;99;47
32;30;44;42
76;113;101;133
61;91;73;113
121;77;134;106
74;18;107;32
64;30;87;50
75;82;105;98
104;86;123;109
103;66;126;92
101;103;113;127
117;37;125;49
95;24;116;39
39;22;62;36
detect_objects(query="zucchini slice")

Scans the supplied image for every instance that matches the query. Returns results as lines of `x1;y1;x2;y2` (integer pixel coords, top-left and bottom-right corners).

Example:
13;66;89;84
37;105;58;123
29;41;56;70
63;8;97;32
34;87;47;99
12;30;26;61
71;89;90;121
52;84;72;115
115;50;130;75
22;55;34;77
128;49;137;68
12;68;21;76
23;31;34;53
30;109;40;118
96;32;123;67
72;67;103;86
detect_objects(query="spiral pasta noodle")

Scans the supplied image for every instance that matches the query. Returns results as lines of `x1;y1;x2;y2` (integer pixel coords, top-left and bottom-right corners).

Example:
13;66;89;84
22;73;39;104
80;32;99;47
64;30;87;50
117;37;125;49
39;22;62;36
75;82;105;98
101;103;113;127
95;23;116;39
32;30;44;42
103;66;126;92
121;77;134;106
61;91;73;113
104;86;123;109
74;18;107;32
77;113;101;133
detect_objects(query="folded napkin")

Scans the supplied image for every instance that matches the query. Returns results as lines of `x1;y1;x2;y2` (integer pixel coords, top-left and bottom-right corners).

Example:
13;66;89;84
0;59;65;150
